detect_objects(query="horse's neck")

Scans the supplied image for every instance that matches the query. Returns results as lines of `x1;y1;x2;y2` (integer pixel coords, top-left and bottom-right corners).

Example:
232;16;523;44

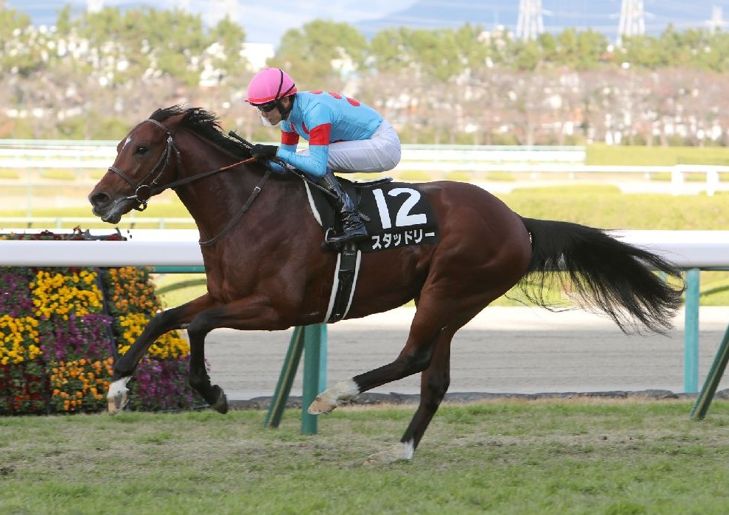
174;145;298;242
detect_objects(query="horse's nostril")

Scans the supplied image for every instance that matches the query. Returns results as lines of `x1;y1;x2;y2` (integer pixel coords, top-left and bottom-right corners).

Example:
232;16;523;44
90;192;110;208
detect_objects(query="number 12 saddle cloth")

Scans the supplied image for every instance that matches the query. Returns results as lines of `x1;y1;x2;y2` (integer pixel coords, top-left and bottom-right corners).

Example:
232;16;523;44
303;176;439;253
302;176;439;323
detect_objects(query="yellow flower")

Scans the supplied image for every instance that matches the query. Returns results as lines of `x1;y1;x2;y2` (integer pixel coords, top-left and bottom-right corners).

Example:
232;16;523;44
116;313;189;359
0;315;41;364
31;270;103;319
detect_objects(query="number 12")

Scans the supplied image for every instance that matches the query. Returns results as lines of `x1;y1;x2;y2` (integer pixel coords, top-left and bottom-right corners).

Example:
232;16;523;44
372;188;427;230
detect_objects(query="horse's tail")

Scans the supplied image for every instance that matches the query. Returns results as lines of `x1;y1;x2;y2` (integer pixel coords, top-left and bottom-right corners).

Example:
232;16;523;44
519;217;684;333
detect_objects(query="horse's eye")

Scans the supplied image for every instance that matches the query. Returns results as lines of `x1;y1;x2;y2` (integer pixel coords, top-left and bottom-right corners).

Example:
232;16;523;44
135;146;149;156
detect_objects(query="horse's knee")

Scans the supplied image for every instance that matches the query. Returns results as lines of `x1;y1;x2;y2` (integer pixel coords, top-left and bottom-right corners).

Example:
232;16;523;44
398;347;433;376
147;308;181;333
188;369;210;391
186;314;215;340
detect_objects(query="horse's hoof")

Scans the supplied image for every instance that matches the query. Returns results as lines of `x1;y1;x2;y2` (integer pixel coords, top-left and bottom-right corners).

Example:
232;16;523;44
211;385;228;414
307;395;337;415
363;441;415;465
107;377;131;415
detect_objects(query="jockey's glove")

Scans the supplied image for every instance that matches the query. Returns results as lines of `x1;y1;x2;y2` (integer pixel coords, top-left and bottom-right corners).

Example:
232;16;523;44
251;144;278;161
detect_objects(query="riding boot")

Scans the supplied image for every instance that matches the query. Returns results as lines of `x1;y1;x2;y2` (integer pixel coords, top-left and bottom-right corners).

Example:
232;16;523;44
317;171;368;245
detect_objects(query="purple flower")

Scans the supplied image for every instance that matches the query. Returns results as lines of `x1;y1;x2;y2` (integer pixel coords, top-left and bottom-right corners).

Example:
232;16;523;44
0;269;34;317
40;313;114;363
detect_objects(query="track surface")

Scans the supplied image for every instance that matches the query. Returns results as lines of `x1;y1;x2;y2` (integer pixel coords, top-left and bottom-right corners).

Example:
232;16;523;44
203;306;729;400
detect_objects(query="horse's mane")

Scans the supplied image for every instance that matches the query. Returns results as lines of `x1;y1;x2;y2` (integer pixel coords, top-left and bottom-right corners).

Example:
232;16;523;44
150;105;252;159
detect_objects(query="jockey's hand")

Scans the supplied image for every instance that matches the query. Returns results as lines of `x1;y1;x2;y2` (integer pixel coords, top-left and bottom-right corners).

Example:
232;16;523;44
251;144;278;161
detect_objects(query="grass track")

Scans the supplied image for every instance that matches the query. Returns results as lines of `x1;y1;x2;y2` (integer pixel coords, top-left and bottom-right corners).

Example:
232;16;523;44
2;400;729;514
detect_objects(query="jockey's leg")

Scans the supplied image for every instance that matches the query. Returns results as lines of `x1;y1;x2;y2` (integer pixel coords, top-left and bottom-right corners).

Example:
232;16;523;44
316;170;368;245
326;119;401;173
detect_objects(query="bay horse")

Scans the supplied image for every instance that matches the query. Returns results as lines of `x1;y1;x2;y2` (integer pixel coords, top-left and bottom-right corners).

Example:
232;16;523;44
88;106;683;463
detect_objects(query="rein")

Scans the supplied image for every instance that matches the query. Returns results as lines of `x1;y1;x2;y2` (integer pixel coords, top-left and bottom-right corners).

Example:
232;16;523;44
109;118;267;246
198;168;272;247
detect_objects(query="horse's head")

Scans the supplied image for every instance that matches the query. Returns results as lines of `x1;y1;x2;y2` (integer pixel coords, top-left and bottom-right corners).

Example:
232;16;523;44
90;106;260;228
89;111;182;223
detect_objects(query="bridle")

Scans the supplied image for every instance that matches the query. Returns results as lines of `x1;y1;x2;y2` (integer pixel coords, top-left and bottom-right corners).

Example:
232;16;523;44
108;119;180;212
107;118;266;246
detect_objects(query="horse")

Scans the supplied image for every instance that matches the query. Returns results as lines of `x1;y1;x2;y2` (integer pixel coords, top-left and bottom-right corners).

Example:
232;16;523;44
88;106;683;463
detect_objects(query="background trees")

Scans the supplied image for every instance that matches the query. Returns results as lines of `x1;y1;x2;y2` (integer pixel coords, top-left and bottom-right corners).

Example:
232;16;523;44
2;4;729;145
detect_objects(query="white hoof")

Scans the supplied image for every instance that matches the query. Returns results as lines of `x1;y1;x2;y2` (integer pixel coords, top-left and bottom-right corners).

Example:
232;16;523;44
307;379;359;415
107;377;131;414
364;440;415;465
308;394;338;415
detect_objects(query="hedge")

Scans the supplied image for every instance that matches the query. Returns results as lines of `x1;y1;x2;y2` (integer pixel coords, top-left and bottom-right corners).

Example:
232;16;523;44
0;229;200;415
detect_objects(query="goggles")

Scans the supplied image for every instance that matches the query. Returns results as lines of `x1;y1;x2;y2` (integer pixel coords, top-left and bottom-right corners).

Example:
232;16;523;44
256;101;278;113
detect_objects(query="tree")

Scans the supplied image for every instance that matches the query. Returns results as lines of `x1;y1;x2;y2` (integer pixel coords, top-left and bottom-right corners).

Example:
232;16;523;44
619;35;668;69
271;20;367;88
208;16;247;78
369;28;412;74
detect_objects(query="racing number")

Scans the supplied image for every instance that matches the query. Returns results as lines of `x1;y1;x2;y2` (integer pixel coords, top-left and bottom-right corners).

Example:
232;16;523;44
372;188;427;230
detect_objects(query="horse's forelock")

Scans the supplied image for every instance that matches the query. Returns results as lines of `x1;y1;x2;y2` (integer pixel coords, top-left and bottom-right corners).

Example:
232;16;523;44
183;108;221;131
147;105;251;158
149;105;187;123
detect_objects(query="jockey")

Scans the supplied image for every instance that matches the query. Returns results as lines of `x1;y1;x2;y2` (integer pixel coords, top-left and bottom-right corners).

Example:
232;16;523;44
245;67;401;246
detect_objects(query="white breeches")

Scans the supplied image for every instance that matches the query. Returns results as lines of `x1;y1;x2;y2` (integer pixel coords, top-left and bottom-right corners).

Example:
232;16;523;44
328;119;401;173
299;120;401;173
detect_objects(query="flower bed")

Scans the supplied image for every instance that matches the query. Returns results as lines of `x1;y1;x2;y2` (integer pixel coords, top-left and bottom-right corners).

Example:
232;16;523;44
0;230;199;415
102;266;199;411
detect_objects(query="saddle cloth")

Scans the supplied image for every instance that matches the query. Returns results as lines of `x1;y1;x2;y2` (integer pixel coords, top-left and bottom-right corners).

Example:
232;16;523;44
303;176;439;253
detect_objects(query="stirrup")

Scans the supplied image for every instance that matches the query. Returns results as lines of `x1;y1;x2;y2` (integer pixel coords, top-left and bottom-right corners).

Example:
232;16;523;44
324;225;368;246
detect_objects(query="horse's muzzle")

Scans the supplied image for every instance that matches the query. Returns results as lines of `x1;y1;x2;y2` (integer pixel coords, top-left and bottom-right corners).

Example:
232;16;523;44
89;191;111;211
89;192;133;224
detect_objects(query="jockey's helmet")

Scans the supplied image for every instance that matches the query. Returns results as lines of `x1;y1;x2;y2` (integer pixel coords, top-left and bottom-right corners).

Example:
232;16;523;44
245;68;297;106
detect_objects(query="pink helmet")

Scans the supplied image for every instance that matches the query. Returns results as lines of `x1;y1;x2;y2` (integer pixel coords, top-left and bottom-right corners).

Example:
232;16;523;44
245;68;297;105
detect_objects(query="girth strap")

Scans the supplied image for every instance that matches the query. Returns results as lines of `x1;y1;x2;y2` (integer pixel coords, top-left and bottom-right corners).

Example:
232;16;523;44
324;242;362;323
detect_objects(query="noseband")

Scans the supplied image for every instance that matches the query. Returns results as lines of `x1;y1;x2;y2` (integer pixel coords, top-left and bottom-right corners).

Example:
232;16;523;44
107;118;178;212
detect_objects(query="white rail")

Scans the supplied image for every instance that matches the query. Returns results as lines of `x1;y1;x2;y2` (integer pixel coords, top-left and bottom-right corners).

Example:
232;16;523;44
0;230;726;268
0;140;585;169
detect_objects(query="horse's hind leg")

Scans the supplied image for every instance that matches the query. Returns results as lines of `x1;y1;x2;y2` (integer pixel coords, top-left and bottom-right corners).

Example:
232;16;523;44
402;328;452;450
308;283;514;459
309;293;466;414
365;327;453;464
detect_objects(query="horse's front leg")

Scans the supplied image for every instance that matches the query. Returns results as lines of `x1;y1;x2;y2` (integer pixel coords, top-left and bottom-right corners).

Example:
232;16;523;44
185;294;289;414
107;294;215;414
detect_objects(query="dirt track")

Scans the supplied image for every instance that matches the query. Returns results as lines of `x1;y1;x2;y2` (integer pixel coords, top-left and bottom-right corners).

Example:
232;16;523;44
202;306;729;400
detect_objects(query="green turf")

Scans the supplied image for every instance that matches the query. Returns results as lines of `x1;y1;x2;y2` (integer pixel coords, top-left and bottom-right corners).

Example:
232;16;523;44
1;400;729;514
587;143;729;166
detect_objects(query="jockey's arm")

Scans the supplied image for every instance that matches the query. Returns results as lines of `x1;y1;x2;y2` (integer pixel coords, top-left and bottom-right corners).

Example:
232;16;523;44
276;128;330;178
275;104;333;178
266;125;299;174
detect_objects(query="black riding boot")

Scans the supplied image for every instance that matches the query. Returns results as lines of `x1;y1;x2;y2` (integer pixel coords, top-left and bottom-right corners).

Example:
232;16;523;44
317;171;368;245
